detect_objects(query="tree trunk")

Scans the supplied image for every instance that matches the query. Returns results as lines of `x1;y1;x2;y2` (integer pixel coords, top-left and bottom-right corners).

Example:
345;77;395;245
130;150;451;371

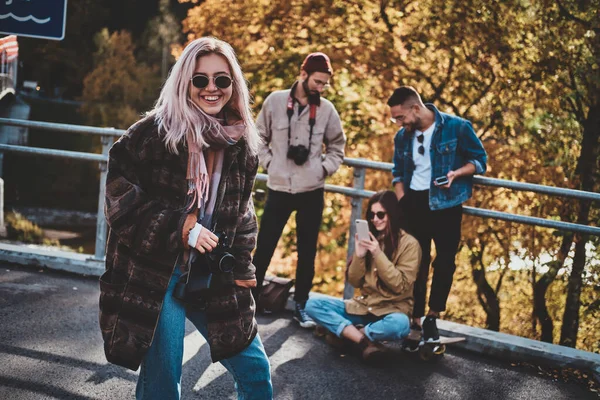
533;233;573;343
560;232;589;347
560;100;599;347
473;268;501;331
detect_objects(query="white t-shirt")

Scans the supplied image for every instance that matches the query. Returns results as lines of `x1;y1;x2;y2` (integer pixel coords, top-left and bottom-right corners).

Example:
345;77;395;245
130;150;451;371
409;122;436;191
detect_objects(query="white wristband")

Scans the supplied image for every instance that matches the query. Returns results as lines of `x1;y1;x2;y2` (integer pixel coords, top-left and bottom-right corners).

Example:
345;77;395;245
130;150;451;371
188;223;203;247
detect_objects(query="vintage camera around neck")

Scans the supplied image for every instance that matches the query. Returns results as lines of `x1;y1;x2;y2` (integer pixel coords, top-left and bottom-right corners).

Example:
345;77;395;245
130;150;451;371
287;144;309;165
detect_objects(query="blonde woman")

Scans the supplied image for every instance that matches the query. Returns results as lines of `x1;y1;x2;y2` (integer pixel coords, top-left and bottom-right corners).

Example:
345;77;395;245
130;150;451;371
99;37;272;399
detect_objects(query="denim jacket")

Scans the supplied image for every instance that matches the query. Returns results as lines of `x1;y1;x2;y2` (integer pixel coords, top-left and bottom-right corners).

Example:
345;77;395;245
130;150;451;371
392;104;487;210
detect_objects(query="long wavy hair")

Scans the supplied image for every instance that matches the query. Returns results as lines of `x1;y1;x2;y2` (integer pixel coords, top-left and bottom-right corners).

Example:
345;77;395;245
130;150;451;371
148;37;259;155
365;190;404;260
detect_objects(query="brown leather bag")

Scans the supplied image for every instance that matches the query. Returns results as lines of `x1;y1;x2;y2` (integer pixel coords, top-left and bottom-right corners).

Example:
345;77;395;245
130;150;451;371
258;275;294;312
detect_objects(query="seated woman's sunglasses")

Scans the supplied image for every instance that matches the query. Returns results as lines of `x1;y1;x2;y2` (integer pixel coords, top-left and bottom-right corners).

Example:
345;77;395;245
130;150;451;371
191;74;233;89
370;211;387;220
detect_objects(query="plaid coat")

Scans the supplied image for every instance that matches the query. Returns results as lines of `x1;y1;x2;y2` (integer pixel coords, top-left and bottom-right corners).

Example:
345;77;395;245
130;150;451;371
99;115;259;371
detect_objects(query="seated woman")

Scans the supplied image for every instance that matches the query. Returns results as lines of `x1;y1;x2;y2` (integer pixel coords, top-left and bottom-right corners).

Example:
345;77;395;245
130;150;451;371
305;190;421;362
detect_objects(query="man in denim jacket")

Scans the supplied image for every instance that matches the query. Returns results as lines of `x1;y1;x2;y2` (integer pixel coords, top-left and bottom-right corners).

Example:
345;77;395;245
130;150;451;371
389;86;487;344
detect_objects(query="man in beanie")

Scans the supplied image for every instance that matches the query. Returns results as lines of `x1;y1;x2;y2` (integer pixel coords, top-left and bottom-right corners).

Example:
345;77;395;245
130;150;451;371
252;52;346;328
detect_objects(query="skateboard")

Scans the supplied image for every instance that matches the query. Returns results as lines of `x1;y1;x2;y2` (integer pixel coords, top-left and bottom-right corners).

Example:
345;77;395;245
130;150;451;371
315;325;465;362
401;328;466;361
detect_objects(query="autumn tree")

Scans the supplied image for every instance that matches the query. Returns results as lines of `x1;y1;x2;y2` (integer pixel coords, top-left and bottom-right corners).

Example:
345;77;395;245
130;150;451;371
180;0;599;351
535;0;600;349
80;29;161;129
141;0;183;81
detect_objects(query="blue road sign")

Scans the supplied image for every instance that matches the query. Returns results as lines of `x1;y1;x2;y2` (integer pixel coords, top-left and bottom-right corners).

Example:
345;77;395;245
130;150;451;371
0;0;67;40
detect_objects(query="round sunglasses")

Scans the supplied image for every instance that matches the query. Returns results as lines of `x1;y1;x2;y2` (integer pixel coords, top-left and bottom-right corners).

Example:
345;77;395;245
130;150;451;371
370;211;387;220
416;134;425;155
191;74;233;90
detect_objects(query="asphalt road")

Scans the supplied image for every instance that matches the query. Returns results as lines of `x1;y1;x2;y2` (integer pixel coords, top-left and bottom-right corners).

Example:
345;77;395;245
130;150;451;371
0;264;597;400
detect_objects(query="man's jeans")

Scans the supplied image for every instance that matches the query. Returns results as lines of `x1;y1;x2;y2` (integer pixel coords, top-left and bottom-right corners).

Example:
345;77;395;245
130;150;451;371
305;297;410;342
136;267;273;400
401;189;463;318
252;188;324;304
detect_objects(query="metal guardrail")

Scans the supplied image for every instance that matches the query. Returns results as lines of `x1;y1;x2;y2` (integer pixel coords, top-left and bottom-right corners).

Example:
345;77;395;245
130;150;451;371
0;118;124;137
0;144;107;162
254;175;600;237
342;158;600;202
0;118;115;261
257;170;600;298
0;119;599;284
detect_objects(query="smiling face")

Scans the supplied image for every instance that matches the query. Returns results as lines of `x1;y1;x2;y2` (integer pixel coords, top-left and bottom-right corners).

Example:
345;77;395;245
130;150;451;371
369;202;388;233
189;53;233;116
390;103;421;133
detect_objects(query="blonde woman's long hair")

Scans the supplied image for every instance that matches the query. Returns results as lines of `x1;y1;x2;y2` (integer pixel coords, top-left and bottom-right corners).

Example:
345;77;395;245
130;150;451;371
149;37;259;155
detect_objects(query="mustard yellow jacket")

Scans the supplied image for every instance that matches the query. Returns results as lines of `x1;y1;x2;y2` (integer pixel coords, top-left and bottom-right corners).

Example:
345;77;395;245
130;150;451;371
345;230;421;317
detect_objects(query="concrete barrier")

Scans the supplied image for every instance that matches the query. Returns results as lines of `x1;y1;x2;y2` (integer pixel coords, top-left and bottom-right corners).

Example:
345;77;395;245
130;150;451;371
437;318;600;379
0;242;103;276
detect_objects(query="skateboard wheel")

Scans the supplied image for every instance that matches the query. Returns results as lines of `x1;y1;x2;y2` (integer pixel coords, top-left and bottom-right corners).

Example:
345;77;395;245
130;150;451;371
433;344;446;355
419;344;445;361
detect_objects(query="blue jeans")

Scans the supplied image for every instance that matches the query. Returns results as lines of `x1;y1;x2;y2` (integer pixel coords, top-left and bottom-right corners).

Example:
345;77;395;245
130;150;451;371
136;268;273;400
305;297;410;342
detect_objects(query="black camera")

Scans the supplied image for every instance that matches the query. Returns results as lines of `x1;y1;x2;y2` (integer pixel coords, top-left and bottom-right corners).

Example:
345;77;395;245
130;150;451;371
287;145;310;166
205;232;235;274
173;232;236;308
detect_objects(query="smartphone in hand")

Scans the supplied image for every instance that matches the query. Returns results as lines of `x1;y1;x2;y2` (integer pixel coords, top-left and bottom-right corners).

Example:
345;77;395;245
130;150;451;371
355;219;370;241
434;175;449;186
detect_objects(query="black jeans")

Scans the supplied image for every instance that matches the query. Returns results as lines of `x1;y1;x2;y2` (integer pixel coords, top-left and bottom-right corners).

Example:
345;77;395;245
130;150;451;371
252;188;324;304
401;189;463;318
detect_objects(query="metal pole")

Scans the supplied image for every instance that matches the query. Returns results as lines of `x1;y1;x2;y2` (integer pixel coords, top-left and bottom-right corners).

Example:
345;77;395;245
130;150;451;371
0;144;107;162
344;167;366;299
0;118;124;137
1;51;5;94
12;57;17;92
93;135;112;261
0;178;4;235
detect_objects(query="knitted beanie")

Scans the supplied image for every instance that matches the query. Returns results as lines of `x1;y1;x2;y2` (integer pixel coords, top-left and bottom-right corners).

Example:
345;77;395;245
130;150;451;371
301;52;333;75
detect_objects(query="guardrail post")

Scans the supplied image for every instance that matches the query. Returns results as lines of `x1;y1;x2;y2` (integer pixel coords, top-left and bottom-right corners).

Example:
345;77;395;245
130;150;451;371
92;134;113;261
344;167;366;299
0;178;4;236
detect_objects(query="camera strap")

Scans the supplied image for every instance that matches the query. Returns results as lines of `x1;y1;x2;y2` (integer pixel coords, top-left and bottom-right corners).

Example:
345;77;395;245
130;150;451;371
287;93;317;154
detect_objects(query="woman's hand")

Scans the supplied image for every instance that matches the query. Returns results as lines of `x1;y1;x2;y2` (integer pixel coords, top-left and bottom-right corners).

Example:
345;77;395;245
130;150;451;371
193;228;219;253
355;232;381;257
354;234;368;258
361;232;381;256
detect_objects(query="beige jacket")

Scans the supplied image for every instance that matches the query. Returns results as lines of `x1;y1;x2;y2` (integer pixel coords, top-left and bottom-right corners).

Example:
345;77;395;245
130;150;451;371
345;230;421;317
256;88;346;193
